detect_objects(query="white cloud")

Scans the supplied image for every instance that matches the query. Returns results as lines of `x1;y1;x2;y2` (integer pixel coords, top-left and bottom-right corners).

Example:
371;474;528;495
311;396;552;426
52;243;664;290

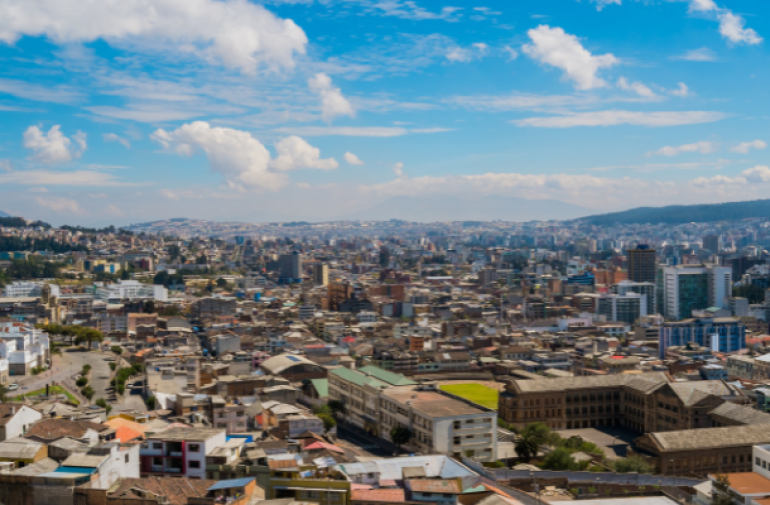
591;0;621;11
23;125;86;164
308;73;355;123
522;25;618;90
741;165;770;183
669;82;691;97
0;78;84;103
513;110;726;128
35;196;84;214
106;204;125;217
718;11;762;45
103;133;130;148
689;0;717;12
670;47;718;61
28;187;48;193
269;136;338;171
0;159;12;172
0;0;308;74
0;170;133;186
160;189;180;200
446;42;489;63
732;140;767;154
151;121;335;191
650;141;717;156
392;162;405;178
503;45;519;61
273;126;451;137
617;77;657;98
344;152;365;165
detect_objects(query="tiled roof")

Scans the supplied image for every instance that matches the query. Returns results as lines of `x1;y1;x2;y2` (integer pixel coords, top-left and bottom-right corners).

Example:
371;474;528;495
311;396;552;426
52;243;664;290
709;402;770;425
409;479;461;493
351;489;406;502
109;477;216;505
25;419;109;441
511;372;670;394
643;423;770;452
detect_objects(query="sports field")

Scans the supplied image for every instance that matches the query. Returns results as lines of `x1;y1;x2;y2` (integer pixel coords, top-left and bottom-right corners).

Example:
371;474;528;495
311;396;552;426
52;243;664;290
439;383;499;409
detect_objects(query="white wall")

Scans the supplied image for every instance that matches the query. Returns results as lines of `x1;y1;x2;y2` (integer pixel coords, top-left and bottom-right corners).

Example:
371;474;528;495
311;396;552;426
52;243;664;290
95;444;140;489
2;406;42;441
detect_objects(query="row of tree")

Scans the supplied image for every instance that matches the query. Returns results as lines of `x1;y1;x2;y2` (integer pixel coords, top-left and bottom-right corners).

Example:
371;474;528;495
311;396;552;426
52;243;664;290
36;324;104;349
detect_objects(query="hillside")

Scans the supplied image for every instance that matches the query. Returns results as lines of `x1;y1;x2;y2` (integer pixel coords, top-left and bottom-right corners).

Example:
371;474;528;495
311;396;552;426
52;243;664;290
578;199;770;226
0;210;8;217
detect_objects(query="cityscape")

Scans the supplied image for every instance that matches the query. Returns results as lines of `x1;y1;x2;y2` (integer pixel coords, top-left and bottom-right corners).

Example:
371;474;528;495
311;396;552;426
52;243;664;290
1;1;770;505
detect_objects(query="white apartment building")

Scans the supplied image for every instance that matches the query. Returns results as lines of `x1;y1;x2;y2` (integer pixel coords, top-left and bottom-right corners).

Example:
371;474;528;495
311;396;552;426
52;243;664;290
660;264;732;321
328;367;497;462
94;280;168;302
356;311;377;324
1;282;60;299
141;427;226;480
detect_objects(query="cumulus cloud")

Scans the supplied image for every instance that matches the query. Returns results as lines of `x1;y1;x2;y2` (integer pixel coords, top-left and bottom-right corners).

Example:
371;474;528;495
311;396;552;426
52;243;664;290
732;140;767;154
308;73;355;123
392;162;405;178
23;125;86;164
103;133;130;149
513;110;726;128
669;82;691;97
35;196;84;214
269;136;338;171
344;152;365;165
0;0;308;74
650;141;717;156
151;121;335;191
522;25;618;90
616;77;657;98
741;165;770;183
689;0;717;12
718;11;762;45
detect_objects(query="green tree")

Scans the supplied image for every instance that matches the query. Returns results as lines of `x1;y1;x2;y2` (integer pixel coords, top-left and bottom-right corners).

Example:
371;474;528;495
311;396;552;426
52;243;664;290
541;448;576;470
390;426;411;453
111;346;123;355
216;278;227;288
327;400;345;418
95;398;112;415
81;386;95;400
76;377;88;387
712;474;733;505
608;455;654;474
145;395;156;409
318;413;337;432
109;363;117;371
515;422;557;462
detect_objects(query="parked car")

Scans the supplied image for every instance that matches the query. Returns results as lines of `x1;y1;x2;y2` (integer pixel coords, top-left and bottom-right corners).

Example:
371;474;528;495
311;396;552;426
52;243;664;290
7;384;19;391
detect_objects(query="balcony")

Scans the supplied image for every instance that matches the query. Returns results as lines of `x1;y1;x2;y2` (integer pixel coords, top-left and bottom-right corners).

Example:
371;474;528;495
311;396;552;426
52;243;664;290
453;423;492;433
458;437;493;447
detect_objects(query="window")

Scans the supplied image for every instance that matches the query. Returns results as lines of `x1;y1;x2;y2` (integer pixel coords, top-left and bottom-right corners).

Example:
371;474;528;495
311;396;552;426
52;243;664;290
189;444;201;452
153;443;162;449
125;455;130;463
189;460;201;469
153;457;162;466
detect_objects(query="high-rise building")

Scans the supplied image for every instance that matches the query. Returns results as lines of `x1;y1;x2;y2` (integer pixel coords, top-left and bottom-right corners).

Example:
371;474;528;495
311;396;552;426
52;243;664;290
613;280;657;315
278;251;302;281
596;293;647;324
703;234;721;254
627;245;656;283
312;263;329;286
659;264;732;320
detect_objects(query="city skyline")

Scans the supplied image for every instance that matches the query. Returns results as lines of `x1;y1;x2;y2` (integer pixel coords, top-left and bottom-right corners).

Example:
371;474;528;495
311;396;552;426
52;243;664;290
0;0;769;225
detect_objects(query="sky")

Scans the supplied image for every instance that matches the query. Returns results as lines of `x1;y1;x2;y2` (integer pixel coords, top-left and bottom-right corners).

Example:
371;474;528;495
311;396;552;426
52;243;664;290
0;0;769;225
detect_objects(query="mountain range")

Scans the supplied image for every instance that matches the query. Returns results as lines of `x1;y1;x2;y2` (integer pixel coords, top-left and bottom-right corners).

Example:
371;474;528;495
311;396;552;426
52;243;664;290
578;199;770;226
0;210;9;218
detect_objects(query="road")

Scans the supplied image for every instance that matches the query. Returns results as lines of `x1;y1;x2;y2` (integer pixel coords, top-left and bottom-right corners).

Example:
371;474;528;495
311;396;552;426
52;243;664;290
14;349;115;407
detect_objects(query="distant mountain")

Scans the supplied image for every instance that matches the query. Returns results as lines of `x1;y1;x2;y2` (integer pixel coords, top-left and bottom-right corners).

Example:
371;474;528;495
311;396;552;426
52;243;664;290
335;195;594;222
0;210;8;217
578;199;770;226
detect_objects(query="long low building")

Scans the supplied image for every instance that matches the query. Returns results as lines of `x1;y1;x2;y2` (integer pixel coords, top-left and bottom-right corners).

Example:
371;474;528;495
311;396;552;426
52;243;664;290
634;423;770;476
329;366;498;462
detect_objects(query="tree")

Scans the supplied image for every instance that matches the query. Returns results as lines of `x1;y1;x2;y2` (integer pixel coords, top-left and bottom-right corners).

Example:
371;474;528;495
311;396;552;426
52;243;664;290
318;413;336;432
541;448;576;470
111;346;123;355
109;363;117;371
81;386;95;400
145;395;156;409
608;455;654;474
143;300;156;314
216;278;227;288
76;377;88;387
515;422;557;462
95;398;112;415
390;426;411;453
712;474;733;505
327;400;345;417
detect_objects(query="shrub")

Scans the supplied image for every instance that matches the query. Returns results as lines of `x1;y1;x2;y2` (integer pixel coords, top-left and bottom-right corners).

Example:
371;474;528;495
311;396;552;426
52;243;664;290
109;363;116;371
145;395;156;409
95;398;112;415
317;412;336;431
81;386;94;400
111;346;123;355
117;384;125;395
608;455;654;474
76;377;88;387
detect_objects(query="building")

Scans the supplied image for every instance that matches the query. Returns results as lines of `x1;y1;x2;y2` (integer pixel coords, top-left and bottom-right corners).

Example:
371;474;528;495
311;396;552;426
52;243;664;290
613;280;657;315
627;246;656;283
312;263;329;286
499;372;746;433
1;282;60;299
703;233;721;254
659;317;746;358
0;404;42;441
596;293;647;325
658;264;732;320
278;252;302;282
94;280;168;302
328;367;497;462
140;427;226;479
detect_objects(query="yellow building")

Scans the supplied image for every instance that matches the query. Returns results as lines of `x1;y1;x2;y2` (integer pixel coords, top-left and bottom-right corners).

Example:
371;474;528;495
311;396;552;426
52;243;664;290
268;459;350;504
0;439;48;468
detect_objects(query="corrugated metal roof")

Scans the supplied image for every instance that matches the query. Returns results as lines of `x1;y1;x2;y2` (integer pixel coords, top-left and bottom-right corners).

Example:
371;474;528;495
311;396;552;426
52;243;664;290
207;477;255;491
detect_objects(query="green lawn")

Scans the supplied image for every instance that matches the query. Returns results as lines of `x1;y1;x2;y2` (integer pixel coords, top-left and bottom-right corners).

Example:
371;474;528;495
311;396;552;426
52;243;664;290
11;385;79;405
440;383;499;409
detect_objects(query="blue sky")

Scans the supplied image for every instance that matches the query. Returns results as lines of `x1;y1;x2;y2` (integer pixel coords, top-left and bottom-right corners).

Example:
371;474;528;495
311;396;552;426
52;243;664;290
0;0;768;225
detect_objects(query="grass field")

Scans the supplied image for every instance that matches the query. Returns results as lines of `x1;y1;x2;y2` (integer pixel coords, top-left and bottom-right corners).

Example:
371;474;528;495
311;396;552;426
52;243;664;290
11;385;79;405
439;383;499;409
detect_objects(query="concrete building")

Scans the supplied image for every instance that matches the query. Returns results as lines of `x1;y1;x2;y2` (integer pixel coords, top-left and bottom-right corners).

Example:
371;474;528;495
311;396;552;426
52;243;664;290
703;233;721;254
2;282;60;299
627;246;656;283
659;317;746;358
614;280;657;315
659;264;732;320
312;263;329;286
596;293;647;325
140;427;226;480
0;405;42;441
278;252;302;282
94;280;168;302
